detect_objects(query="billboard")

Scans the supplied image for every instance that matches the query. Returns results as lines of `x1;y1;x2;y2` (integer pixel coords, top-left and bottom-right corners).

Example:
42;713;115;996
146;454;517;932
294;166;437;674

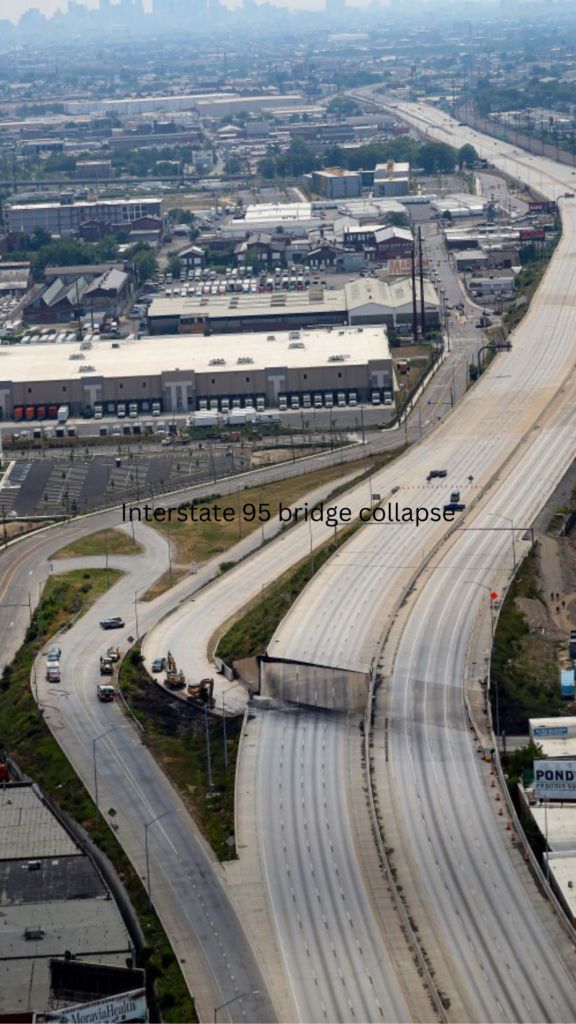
520;229;546;242
528;200;557;214
534;759;576;800
532;725;567;737
39;989;147;1024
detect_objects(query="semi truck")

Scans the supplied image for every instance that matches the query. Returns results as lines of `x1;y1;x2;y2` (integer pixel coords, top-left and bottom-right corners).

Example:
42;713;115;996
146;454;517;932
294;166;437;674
187;411;221;428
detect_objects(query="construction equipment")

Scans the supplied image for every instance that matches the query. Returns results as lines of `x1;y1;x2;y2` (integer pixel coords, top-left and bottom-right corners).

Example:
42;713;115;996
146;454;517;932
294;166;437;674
106;646;121;662
186;677;215;708
100;656;114;676
165;650;186;689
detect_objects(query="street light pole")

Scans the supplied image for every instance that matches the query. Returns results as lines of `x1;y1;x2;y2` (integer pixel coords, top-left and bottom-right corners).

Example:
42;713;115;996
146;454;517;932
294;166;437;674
204;704;214;796
93;727;125;820
145;808;181;910
464;579;499;742
214;991;260;1023
134;584;147;643
488;512;516;574
222;681;244;774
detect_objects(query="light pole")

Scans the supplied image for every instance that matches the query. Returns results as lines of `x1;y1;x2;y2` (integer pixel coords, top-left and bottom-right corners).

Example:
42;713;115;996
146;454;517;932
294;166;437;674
145;808;181;910
93;727;126;820
104;528;110;590
488;512;516;574
205;704;214;796
222;681;244;774
134;584;147;643
214;991;260;1023
465;579;499;742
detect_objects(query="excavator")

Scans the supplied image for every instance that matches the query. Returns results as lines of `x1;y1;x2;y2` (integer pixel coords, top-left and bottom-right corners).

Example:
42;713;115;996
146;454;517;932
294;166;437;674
187;677;215;708
165;650;186;689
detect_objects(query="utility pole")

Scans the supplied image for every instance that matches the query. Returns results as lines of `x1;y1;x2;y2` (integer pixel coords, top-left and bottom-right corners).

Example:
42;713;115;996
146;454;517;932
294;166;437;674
411;245;418;342
418;227;426;339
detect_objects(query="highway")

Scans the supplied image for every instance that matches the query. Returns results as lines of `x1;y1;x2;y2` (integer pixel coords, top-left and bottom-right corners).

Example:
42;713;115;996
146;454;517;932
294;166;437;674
136;128;576;1018
262;102;576;1020
4;100;576;1023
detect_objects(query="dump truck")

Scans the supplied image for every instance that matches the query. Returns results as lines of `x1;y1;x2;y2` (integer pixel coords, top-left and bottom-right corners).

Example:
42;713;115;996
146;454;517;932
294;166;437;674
165;650;186;688
186;677;215;708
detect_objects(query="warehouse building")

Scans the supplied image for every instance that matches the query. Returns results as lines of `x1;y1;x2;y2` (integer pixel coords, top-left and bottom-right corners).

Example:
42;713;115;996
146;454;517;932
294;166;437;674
148;288;348;335
306;169;363;199
4;196;163;237
0;327;393;420
372;161;410;198
148;278;440;336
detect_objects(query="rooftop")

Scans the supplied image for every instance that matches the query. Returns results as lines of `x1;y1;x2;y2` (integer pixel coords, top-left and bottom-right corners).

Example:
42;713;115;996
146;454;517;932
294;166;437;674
0;785;131;1017
148;288;347;322
0;326;390;383
0;785;78;860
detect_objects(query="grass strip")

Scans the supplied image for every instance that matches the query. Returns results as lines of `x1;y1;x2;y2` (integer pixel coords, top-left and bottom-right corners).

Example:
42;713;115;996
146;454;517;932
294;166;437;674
492;550;561;734
53;528;142;559
119;650;240;861
0;569;196;1024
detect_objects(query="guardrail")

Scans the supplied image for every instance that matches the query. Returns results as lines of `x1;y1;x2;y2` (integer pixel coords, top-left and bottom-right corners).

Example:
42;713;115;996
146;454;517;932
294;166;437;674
463;549;576;947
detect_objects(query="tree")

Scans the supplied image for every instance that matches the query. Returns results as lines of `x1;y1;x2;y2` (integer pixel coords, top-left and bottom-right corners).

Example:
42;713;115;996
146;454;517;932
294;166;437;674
388;211;410;228
125;243;158;285
168;254;182;278
418;142;457;174
458;143;479;168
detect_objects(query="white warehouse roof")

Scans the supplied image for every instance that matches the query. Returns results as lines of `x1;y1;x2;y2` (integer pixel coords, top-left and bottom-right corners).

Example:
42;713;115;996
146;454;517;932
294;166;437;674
0;326;390;383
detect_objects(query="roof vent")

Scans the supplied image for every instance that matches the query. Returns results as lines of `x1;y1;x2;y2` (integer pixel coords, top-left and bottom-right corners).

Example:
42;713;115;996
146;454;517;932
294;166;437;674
209;358;226;365
237;357;254;364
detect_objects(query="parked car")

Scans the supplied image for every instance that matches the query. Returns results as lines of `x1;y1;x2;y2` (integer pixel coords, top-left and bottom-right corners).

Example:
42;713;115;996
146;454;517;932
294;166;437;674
151;657;166;673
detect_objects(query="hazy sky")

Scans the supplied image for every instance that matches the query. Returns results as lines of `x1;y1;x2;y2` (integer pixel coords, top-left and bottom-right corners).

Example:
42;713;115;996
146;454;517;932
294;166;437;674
3;0;360;22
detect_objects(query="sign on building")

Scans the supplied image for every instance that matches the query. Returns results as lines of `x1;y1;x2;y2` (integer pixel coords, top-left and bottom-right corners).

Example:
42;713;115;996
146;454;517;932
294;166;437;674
534;759;576;801
39;989;147;1024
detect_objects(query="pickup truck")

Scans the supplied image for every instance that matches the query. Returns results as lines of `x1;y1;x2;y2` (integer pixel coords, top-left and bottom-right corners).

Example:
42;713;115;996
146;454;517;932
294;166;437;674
443;502;466;512
97;682;115;702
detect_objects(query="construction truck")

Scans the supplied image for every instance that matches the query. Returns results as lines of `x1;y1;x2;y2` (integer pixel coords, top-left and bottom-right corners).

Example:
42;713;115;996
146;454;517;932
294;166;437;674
100;656;115;676
165;650;186;689
186;677;215;708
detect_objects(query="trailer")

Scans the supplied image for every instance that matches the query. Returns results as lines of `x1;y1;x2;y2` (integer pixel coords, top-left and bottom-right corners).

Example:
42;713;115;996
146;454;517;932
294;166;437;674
57;404;70;423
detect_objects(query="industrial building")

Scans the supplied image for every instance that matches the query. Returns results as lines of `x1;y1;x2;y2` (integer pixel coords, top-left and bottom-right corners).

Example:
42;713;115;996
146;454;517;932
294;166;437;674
4;196;163;237
23;263;133;324
0;781;136;1017
372;161;410;198
306;169;363;199
147;278;440;337
0;327;393;420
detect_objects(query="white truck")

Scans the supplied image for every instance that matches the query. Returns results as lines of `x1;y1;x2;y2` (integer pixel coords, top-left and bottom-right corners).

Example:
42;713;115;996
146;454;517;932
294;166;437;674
188;412;221;428
57;404;70;423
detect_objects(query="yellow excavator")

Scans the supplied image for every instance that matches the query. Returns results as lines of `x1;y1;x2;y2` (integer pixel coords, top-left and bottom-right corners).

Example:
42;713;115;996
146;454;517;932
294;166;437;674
187;677;215;708
165;650;186;689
